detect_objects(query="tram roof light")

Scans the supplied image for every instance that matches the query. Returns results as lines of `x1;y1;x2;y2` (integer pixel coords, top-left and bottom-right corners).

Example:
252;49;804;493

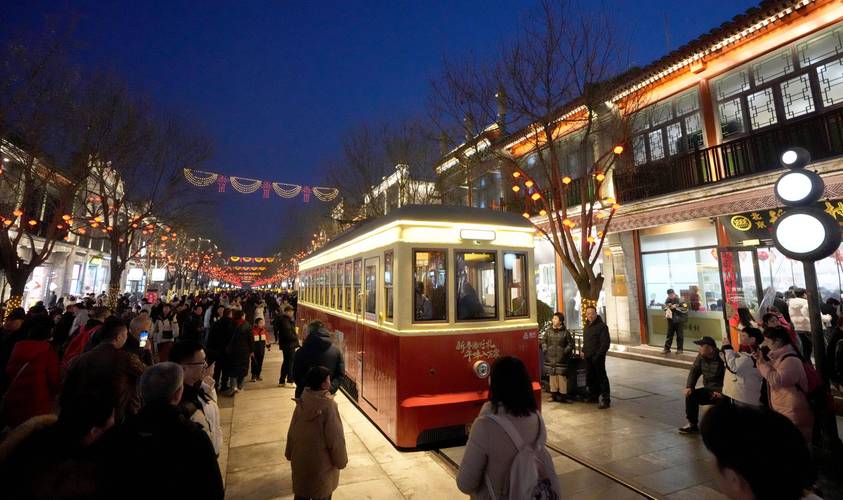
780;147;810;169
460;229;496;241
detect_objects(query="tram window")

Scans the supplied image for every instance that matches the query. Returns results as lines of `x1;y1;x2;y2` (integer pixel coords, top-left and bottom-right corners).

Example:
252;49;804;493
320;267;326;306
365;260;377;317
384;251;394;321
456;251;498;321
329;265;335;309
344;261;352;312
332;263;339;309
413;250;447;322
353;259;362;315
504;253;529;318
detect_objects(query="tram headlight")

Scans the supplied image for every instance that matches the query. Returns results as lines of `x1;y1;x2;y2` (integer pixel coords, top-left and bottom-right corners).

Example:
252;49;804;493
473;360;490;379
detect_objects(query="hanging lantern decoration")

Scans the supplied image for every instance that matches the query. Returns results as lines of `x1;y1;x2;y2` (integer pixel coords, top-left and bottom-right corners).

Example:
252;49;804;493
217;175;228;193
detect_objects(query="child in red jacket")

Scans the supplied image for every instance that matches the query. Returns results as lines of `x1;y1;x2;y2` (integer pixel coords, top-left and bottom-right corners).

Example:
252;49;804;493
250;317;270;382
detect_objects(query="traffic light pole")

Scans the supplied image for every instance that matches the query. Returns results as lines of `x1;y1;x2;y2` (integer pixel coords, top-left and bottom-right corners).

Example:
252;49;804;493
803;260;841;453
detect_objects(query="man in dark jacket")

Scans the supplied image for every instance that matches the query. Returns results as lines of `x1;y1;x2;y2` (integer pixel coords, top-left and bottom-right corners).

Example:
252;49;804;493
207;308;233;391
679;336;726;434
292;320;344;398
223;310;252;395
64;317;145;425
582;305;611;409
179;304;205;344
662;288;688;354
274;305;299;387
95;362;224;499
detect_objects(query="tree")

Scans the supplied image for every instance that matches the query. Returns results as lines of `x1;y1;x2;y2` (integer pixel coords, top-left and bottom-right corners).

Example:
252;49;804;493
0;38;99;316
433;0;643;320
327;117;440;221
71;78;212;307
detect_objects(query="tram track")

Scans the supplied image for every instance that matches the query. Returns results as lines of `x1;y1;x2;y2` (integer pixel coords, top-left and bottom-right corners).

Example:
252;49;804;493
430;444;659;499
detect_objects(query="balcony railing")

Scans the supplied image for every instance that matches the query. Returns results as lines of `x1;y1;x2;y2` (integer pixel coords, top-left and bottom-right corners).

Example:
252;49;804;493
493;175;597;214
614;106;843;204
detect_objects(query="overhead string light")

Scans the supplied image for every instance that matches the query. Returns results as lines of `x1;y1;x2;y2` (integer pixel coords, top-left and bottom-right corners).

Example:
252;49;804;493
183;168;219;187
229;176;263;194
272;183;303;198
182;168;338;202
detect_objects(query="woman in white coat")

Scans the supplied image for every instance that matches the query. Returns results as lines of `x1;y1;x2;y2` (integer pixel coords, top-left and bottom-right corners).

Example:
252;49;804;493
457;356;560;500
721;327;764;407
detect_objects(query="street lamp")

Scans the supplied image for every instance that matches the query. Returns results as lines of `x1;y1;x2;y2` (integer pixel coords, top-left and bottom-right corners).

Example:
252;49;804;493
773;147;841;450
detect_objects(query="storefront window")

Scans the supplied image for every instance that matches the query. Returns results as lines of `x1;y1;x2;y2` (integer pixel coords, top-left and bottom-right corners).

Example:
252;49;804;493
641;222;726;347
456;251;497;321
535;239;557;311
504;252;529;318
413;250;447;321
561;256;603;330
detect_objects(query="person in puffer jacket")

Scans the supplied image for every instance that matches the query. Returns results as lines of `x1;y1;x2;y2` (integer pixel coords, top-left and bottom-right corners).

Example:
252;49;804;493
755;326;814;444
1;316;60;429
540;312;575;403
292;321;344;398
787;289;813;362
285;365;348;500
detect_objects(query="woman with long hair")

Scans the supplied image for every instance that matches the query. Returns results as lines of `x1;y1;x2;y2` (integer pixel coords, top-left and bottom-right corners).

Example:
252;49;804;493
457;356;560;499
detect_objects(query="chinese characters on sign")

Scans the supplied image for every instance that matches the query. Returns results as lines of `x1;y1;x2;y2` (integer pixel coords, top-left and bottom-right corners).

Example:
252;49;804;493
456;339;501;362
722;200;842;242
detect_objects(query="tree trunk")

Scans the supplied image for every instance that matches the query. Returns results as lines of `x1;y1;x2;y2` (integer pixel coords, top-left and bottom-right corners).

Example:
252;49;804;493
3;269;29;320
577;275;604;325
108;259;124;310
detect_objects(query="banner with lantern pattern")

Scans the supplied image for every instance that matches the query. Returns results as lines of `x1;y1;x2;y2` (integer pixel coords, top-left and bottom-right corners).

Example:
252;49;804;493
183;168;339;203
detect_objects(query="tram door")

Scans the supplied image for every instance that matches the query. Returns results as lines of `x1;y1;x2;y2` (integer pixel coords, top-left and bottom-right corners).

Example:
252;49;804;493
361;257;379;409
717;248;763;345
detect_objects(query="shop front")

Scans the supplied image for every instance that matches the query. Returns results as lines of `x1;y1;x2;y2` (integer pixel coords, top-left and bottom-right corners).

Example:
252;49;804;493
639;220;727;348
634;200;843;348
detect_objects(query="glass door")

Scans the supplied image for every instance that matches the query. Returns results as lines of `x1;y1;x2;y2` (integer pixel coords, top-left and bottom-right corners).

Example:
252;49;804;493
718;248;763;344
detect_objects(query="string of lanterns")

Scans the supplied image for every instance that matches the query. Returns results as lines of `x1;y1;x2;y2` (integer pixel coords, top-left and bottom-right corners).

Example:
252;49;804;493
183;168;339;202
228;256;276;263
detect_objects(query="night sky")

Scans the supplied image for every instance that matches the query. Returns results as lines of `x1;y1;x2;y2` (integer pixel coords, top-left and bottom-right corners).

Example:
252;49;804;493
5;0;759;256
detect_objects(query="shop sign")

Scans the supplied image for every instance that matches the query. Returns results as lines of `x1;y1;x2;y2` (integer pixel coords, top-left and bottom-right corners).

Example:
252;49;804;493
722;199;843;242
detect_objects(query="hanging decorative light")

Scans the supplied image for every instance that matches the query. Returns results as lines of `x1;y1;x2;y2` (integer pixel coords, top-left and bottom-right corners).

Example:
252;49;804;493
313;187;339;202
183;168;219;187
230;176;263;194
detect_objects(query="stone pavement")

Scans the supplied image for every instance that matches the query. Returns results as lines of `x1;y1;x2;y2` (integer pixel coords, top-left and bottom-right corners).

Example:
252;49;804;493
219;345;841;499
219;345;463;500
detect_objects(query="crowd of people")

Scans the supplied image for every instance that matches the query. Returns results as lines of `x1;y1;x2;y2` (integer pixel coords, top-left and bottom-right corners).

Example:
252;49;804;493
0;289;301;499
0;283;837;499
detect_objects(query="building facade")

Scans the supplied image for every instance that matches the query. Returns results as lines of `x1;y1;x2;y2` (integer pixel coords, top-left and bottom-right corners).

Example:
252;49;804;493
435;0;843;346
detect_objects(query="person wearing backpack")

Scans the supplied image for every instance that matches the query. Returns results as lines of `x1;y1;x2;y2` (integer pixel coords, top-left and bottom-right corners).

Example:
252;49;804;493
457;356;560;500
754;326;814;443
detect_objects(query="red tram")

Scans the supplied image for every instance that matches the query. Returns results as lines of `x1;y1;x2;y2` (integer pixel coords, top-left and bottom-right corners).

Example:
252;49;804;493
296;205;540;448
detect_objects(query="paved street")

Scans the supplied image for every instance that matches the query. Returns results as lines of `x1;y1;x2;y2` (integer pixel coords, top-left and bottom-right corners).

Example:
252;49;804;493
219;347;843;499
220;345;727;499
219;346;461;500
